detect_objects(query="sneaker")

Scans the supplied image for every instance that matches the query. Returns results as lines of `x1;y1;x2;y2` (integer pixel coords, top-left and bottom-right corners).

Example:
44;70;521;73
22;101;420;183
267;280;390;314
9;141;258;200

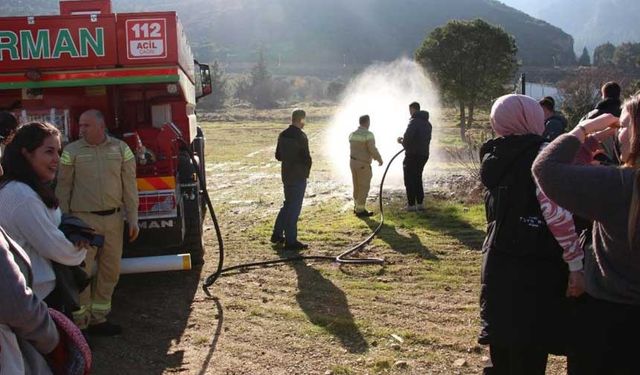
270;234;285;244
404;205;417;212
88;321;122;337
355;210;374;217
284;241;309;251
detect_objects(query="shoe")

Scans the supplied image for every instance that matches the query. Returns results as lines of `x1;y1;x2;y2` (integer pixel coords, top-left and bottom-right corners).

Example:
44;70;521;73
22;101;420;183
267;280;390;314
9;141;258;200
270;234;285;244
416;203;425;211
284;241;309;251
355;210;374;217
88;321;122;336
404;205;417;212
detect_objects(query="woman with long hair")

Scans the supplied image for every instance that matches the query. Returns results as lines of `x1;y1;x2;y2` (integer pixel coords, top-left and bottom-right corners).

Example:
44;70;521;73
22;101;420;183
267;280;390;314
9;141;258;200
533;93;640;374
480;94;584;374
0;122;86;306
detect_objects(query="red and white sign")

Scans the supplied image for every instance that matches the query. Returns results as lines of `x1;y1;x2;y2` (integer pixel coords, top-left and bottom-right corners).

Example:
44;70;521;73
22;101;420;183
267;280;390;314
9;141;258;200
125;18;167;59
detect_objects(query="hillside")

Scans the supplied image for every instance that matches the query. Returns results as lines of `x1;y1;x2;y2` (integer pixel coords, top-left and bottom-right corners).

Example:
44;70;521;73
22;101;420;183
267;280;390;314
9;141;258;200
3;0;576;68
500;0;640;54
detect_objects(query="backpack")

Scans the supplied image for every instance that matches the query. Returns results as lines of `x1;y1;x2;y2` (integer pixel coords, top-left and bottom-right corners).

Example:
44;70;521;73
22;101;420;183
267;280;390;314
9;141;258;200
482;138;563;259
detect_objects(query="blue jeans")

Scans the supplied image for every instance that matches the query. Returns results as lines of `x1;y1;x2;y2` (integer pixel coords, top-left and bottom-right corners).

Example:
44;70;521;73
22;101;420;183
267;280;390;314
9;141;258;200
272;180;307;245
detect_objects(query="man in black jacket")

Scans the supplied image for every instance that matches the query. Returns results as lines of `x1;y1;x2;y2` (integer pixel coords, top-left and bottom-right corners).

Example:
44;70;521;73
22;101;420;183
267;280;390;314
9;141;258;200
271;109;312;250
539;96;567;142
397;102;432;211
583;82;622;164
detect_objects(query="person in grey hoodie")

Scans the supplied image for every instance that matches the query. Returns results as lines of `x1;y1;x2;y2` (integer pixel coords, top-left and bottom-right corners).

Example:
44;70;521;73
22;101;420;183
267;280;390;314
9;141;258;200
532;93;640;374
397;102;432;211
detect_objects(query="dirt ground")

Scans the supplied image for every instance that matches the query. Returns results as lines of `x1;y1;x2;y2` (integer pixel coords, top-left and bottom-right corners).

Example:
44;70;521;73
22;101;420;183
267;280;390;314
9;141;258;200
90;108;568;374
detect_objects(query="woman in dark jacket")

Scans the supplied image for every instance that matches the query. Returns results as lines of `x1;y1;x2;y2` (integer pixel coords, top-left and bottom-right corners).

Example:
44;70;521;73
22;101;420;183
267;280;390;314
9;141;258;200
533;94;640;374
480;94;584;374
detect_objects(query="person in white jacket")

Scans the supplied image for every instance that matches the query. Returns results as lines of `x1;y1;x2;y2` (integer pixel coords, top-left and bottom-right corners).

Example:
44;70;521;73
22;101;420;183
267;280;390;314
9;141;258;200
0;122;86;305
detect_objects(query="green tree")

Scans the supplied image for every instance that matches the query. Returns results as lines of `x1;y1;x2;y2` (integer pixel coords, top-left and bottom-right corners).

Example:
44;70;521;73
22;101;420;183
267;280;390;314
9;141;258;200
235;51;281;108
207;60;227;110
578;47;591;66
415;19;517;141
593;42;616;66
612;42;640;72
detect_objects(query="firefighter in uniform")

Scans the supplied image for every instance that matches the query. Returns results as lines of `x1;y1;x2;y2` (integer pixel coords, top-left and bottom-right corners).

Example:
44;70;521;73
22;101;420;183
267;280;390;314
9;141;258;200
349;115;383;217
56;109;139;336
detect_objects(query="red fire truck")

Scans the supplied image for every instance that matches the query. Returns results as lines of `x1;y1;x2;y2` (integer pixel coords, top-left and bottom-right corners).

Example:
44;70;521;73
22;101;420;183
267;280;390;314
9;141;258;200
0;0;212;264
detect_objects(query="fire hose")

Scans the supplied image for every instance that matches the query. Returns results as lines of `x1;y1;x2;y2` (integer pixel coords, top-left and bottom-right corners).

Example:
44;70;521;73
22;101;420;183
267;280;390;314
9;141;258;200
181;138;405;297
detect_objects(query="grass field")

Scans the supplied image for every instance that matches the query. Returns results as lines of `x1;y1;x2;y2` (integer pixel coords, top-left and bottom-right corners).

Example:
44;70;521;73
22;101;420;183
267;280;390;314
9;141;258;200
90;106;568;374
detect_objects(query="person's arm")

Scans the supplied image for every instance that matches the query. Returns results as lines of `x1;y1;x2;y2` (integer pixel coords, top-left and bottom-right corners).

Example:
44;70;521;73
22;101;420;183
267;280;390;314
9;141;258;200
56;149;74;213
401;123;415;151
11;197;86;266
121;144;139;241
532;114;628;222
0;235;59;354
275;135;282;161
536;186;583;270
366;134;383;165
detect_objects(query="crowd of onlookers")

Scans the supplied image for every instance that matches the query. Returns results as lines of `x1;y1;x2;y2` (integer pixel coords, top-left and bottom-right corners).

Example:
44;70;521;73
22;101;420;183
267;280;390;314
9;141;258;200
480;82;640;374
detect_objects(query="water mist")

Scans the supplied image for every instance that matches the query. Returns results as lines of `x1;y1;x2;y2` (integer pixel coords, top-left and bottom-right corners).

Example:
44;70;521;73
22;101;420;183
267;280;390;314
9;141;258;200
324;58;441;191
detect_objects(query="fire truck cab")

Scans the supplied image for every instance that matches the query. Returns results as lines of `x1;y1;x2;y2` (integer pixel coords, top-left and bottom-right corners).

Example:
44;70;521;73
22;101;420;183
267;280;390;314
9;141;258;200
0;0;212;264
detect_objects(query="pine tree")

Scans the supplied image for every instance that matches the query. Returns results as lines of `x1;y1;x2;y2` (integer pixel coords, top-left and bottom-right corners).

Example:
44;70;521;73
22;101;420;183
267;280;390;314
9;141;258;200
578;47;591;66
208;61;227;110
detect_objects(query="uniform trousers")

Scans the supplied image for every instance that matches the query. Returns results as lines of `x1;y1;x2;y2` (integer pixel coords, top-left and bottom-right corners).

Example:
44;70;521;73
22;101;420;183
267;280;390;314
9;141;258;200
350;159;372;212
72;211;124;328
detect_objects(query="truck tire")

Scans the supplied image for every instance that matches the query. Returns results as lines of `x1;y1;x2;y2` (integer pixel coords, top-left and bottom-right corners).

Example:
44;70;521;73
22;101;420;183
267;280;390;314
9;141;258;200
183;190;205;266
178;150;206;266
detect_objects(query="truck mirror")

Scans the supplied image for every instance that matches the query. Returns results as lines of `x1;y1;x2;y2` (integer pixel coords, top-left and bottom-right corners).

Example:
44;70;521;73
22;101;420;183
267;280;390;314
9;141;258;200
197;64;212;100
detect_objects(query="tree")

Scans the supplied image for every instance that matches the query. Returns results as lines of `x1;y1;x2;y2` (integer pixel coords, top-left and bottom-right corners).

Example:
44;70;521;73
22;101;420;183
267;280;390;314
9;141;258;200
593;42;616;67
612;42;640;73
235;51;281;109
207;61;227;110
415;19;517;141
578;47;591;66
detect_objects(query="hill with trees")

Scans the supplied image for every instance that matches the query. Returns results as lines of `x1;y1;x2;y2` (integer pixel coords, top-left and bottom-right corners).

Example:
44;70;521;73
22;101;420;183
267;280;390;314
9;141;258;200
500;0;640;55
4;0;576;68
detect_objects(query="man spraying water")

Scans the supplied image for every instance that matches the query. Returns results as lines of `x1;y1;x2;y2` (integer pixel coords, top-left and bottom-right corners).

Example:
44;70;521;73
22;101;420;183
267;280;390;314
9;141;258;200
397;102;432;212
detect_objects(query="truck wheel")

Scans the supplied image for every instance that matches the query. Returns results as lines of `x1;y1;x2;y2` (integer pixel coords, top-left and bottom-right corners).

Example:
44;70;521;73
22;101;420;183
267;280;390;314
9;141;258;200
183;190;205;266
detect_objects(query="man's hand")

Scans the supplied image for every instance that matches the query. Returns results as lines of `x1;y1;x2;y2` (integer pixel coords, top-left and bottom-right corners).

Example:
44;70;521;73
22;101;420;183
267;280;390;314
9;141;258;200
73;239;90;250
397;137;403;145
566;271;585;298
129;222;140;242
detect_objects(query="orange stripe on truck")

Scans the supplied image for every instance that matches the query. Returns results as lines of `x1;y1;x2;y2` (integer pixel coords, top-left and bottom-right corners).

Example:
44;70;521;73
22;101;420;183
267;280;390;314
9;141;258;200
137;177;176;191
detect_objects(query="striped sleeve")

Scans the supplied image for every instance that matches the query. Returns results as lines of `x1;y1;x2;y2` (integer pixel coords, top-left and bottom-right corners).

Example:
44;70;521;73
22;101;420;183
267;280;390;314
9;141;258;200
122;144;135;162
60;150;73;166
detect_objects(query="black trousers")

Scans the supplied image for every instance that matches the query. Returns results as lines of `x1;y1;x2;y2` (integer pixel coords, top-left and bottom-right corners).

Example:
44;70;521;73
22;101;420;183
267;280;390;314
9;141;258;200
484;344;548;375
403;155;428;206
568;294;640;375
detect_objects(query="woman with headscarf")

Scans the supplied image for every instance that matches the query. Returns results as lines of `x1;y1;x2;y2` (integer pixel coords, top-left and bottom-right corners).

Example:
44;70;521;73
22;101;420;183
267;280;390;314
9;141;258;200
479;94;584;374
533;94;640;374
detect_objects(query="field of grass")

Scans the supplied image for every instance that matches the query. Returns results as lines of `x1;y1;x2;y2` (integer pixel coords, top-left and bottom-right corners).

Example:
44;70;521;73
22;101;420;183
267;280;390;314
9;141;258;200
90;106;567;374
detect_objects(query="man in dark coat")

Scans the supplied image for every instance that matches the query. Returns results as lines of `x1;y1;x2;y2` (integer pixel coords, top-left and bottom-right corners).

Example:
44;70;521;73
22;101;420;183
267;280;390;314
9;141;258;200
271;109;312;250
582;82;622;164
539;96;567;142
397;102;432;211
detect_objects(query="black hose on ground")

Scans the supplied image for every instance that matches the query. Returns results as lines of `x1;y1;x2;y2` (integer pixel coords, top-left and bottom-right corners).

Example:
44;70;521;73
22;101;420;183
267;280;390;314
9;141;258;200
193;144;406;297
